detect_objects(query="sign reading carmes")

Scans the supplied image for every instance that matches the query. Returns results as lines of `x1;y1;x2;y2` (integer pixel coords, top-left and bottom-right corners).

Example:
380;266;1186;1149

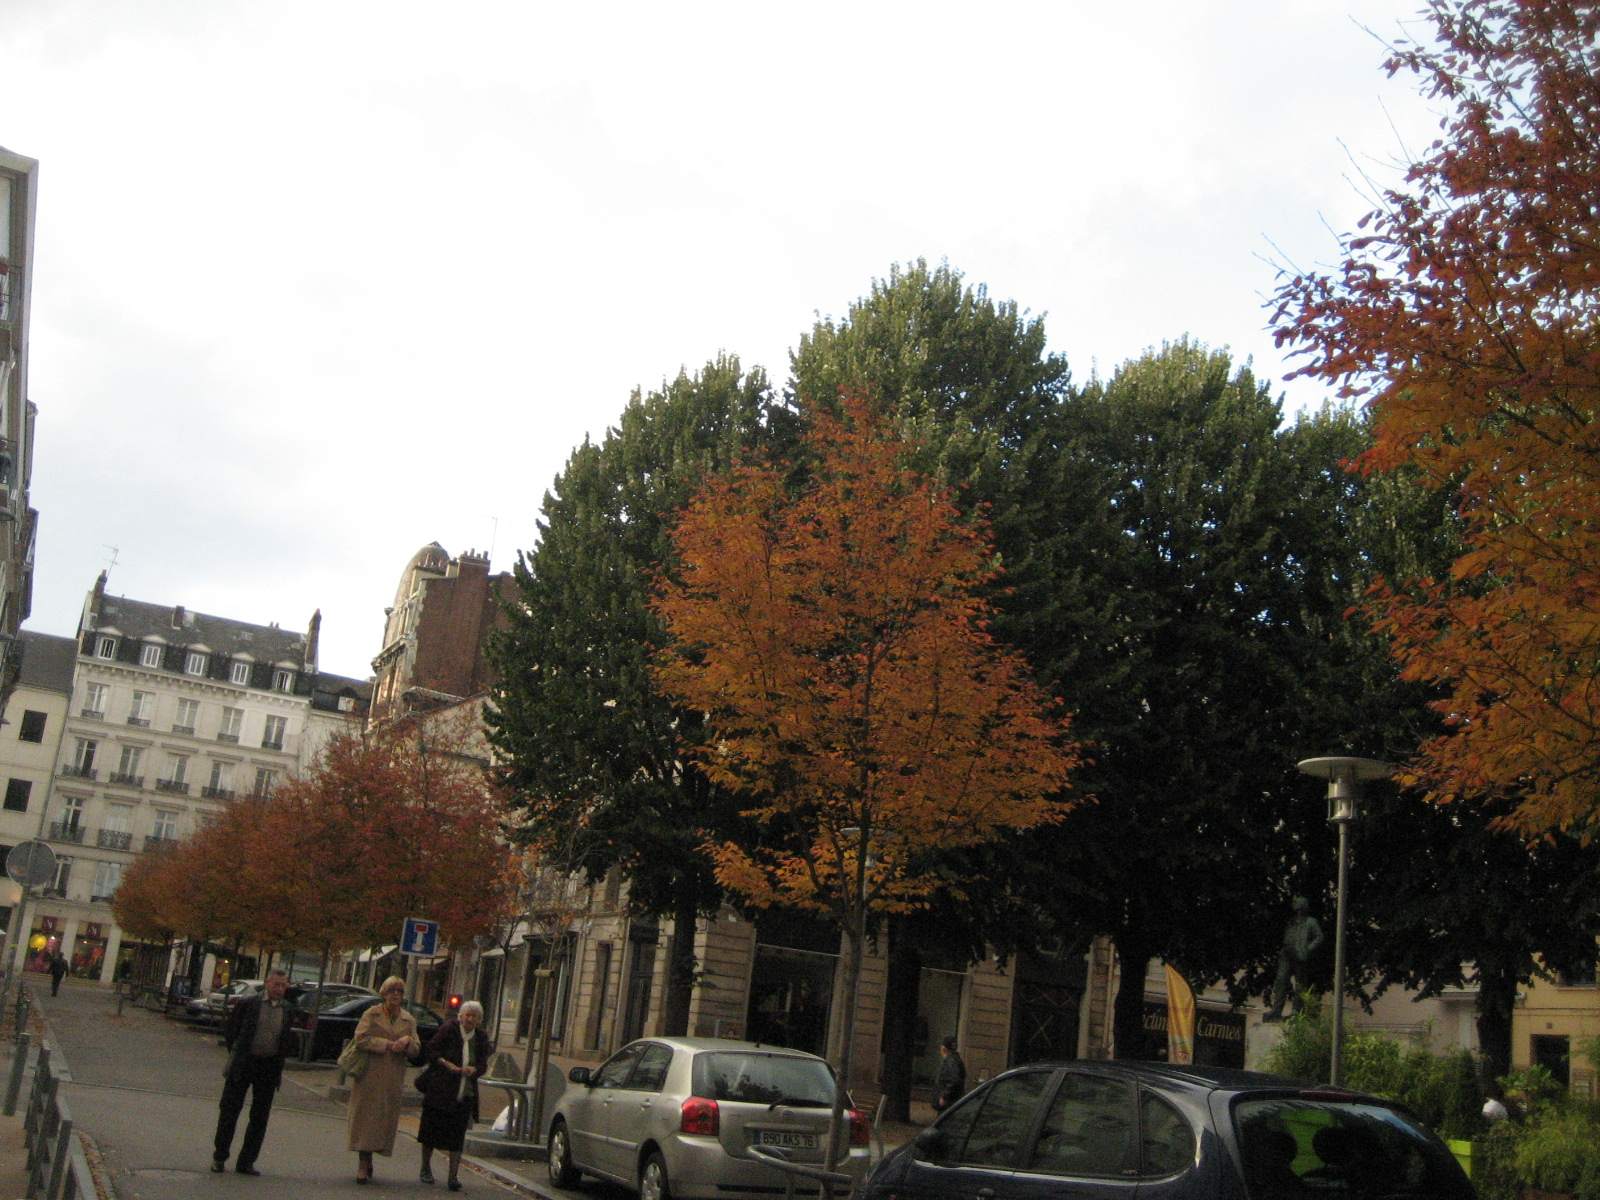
1142;1002;1245;1043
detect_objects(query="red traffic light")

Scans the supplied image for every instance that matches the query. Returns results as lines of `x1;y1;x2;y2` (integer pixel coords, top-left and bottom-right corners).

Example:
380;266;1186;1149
447;994;463;1012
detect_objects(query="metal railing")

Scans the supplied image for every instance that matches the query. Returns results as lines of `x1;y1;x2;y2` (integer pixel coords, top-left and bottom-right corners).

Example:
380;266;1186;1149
46;823;84;844
96;829;132;850
59;765;95;781
107;772;143;789
13;1038;99;1198
153;779;189;795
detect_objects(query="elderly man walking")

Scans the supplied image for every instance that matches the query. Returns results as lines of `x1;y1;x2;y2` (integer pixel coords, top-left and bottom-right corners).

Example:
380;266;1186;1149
211;968;297;1176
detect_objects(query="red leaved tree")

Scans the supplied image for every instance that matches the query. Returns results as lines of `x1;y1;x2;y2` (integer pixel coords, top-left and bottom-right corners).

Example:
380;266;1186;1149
652;393;1078;1129
1272;0;1600;835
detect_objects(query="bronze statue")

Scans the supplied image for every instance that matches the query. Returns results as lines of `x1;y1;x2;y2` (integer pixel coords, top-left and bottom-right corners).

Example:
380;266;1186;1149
1263;896;1323;1021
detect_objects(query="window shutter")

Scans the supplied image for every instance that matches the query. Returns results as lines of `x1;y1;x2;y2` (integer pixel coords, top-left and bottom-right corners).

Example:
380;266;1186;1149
252;662;270;690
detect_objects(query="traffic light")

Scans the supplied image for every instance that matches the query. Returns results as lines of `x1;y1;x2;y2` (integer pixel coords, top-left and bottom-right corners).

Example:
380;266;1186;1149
447;994;463;1014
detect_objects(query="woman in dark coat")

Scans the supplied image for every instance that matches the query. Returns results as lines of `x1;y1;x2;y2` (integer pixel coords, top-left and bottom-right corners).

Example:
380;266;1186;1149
418;1000;492;1190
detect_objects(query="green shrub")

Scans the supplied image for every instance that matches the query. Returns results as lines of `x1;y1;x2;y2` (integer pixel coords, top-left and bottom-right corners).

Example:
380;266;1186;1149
1512;1106;1600;1200
1259;1006;1484;1139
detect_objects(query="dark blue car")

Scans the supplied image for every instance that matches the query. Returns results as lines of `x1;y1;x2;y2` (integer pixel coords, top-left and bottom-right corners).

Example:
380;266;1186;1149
863;1060;1474;1199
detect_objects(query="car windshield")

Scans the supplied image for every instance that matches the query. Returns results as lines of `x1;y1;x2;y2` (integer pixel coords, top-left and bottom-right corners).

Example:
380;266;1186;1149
692;1051;836;1106
1233;1097;1473;1199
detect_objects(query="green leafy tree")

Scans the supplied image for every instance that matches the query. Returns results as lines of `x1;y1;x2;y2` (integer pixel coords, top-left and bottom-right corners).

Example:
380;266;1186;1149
486;355;776;1033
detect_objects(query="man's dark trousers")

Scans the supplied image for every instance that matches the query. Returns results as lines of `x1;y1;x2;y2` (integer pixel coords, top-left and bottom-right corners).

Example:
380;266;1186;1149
213;1055;278;1170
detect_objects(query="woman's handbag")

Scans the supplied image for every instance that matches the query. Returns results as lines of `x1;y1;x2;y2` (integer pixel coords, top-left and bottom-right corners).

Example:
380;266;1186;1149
414;1062;435;1094
337;1037;369;1080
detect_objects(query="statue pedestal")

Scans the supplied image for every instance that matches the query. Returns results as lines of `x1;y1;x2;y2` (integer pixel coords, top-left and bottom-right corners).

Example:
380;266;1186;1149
1245;1016;1282;1072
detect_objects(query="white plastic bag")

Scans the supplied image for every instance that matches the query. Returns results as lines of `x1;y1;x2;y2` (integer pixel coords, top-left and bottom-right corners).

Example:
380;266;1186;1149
491;1106;510;1134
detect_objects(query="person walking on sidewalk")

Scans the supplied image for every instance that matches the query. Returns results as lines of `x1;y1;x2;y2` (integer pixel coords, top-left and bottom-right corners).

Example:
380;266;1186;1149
48;951;68;996
418;999;491;1190
347;976;419;1185
933;1037;966;1113
211;968;296;1176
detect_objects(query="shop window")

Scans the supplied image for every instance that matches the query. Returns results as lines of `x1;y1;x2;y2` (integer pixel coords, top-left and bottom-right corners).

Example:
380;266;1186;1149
18;710;46;742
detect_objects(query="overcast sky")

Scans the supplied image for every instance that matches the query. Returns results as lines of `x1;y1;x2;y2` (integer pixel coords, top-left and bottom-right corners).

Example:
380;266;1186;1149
3;1;1440;680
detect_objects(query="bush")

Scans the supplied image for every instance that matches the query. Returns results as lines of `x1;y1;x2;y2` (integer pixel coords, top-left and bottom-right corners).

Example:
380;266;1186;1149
1512;1106;1600;1200
1259;1006;1484;1139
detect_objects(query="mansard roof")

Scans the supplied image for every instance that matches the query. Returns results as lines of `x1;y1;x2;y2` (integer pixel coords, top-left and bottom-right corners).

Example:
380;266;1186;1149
16;630;77;694
92;595;307;665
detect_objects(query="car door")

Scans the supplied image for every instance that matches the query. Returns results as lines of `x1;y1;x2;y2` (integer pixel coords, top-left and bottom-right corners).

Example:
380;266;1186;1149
893;1068;1056;1200
1005;1070;1142;1200
610;1042;675;1178
575;1042;646;1179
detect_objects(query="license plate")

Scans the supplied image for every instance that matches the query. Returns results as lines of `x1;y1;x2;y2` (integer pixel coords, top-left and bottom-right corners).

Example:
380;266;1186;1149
756;1130;818;1151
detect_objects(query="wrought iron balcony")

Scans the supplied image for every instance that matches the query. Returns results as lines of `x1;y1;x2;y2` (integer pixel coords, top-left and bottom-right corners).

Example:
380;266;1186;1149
47;822;85;844
261;739;284;752
108;772;144;788
80;707;104;720
127;716;150;727
172;724;195;735
143;834;177;852
97;829;133;851
201;785;235;800
216;732;239;744
60;764;97;780
154;779;190;795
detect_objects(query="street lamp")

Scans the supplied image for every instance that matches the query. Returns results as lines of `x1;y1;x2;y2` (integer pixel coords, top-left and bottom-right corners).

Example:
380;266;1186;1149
1296;756;1390;1087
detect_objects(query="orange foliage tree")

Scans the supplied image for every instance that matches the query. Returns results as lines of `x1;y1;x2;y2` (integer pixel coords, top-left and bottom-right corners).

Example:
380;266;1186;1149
1272;0;1600;835
652;393;1078;1100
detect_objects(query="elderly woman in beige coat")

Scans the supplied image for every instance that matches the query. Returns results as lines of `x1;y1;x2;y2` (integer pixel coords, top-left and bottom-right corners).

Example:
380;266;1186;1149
347;976;419;1184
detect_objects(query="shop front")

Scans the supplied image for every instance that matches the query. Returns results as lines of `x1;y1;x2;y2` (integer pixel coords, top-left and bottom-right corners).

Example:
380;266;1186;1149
71;923;108;978
25;916;62;973
1141;1000;1246;1067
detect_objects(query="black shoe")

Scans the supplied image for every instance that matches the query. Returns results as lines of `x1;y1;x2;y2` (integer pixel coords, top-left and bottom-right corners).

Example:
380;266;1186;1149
210;1160;226;1173
420;1166;435;1184
236;1165;261;1176
447;1181;462;1193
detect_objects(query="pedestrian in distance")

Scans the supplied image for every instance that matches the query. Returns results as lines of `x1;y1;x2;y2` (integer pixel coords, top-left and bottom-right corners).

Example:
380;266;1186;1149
211;968;297;1176
933;1036;966;1113
348;975;420;1184
48;951;68;996
418;999;491;1190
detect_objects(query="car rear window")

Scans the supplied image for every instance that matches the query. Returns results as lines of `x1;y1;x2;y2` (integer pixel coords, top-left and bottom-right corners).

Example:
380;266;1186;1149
692;1052;836;1106
1233;1097;1473;1199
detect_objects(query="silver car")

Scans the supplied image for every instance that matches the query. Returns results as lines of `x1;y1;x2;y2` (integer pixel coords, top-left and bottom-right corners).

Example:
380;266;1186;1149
547;1036;872;1200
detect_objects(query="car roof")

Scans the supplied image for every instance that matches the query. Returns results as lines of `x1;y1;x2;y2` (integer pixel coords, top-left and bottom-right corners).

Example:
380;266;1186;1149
1000;1059;1382;1101
622;1036;829;1061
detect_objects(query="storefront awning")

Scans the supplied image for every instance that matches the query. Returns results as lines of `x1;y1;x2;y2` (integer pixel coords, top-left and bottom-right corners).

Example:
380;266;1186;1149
356;945;398;963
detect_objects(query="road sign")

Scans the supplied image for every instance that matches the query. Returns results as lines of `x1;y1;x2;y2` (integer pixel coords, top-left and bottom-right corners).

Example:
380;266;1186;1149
401;917;439;957
5;840;57;888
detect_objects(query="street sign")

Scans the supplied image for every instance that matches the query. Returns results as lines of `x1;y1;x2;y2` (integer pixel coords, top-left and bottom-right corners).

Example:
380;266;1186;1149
401;917;439;957
5;840;57;888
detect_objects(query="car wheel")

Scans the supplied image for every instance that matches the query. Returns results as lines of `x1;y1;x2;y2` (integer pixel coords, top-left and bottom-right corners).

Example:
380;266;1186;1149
640;1151;670;1200
548;1120;581;1188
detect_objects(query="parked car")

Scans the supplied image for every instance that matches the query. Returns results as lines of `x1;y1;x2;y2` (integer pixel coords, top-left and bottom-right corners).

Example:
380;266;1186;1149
862;1060;1475;1200
303;994;440;1061
288;982;377;1031
547;1036;872;1200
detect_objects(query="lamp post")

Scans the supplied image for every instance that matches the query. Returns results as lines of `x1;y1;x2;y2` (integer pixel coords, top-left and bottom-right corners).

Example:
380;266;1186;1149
1296;756;1390;1087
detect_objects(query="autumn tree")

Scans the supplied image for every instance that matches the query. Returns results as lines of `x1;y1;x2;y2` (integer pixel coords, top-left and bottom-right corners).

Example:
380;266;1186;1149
487;356;777;1033
1272;0;1600;836
652;393;1078;1120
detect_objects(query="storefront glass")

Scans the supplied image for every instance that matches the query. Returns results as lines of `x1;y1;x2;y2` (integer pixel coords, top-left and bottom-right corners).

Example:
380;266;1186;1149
71;923;108;977
747;944;835;1057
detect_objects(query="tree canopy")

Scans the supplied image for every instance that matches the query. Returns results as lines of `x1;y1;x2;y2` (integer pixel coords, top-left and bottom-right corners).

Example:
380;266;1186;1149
1272;0;1600;837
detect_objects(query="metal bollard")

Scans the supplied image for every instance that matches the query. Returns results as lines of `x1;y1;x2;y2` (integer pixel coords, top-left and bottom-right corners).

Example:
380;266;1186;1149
3;1030;29;1115
116;988;126;1017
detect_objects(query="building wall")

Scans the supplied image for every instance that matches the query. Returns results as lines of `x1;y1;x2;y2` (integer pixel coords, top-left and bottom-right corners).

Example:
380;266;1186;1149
0;146;40;713
0;635;71;959
1513;957;1600;1099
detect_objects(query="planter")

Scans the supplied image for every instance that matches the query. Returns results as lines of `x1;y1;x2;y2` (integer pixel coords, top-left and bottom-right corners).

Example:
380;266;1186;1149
1447;1138;1474;1179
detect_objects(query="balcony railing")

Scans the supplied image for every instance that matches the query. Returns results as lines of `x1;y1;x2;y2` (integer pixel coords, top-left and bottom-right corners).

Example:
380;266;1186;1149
108;772;144;788
97;829;133;851
154;779;190;795
261;739;284;752
127;716;150;727
47;822;85;844
79;707;104;720
42;886;67;900
172;724;195;735
216;732;239;744
144;835;177;852
201;786;235;801
60;764;97;780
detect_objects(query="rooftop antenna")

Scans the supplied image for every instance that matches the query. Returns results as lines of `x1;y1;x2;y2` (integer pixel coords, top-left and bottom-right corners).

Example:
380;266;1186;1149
102;545;120;577
487;516;499;567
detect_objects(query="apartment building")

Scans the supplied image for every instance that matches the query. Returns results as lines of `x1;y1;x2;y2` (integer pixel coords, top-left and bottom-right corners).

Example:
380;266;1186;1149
0;147;40;713
26;574;353;981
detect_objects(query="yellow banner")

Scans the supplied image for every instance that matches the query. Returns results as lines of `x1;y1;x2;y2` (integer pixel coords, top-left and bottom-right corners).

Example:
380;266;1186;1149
1165;964;1196;1064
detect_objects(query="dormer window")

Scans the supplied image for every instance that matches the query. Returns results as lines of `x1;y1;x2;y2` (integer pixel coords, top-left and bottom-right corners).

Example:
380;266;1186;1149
140;643;163;668
185;651;207;676
230;661;251;685
95;636;117;660
273;669;294;693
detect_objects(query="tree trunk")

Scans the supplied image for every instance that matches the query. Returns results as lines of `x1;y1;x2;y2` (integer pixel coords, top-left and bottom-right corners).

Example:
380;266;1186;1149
826;919;866;1170
878;919;922;1122
1111;940;1152;1060
661;881;699;1036
1475;960;1517;1084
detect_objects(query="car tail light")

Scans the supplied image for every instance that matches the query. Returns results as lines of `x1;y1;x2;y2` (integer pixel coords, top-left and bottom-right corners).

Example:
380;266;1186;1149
847;1108;870;1147
680;1096;720;1136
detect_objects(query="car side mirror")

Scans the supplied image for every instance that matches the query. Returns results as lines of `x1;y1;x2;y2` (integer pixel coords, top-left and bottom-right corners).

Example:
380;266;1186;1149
912;1126;946;1160
568;1066;592;1085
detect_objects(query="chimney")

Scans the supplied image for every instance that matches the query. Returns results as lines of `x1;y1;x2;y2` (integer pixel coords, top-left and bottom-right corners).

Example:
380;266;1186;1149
172;604;185;629
305;609;321;671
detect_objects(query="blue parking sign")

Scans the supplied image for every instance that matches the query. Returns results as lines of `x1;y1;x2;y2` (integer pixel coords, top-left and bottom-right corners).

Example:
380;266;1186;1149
401;917;439;957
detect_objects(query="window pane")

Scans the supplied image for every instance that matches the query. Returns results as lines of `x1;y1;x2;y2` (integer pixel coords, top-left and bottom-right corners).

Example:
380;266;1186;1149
1140;1092;1195;1177
959;1070;1054;1168
1027;1073;1137;1177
